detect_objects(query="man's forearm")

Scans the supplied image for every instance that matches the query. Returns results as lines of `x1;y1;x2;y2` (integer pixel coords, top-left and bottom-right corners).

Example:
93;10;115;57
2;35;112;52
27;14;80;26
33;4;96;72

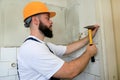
53;50;91;79
65;36;89;55
67;50;91;77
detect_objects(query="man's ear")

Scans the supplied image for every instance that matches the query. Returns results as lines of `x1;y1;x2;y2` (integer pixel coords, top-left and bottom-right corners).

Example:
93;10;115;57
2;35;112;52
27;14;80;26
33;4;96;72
32;16;40;26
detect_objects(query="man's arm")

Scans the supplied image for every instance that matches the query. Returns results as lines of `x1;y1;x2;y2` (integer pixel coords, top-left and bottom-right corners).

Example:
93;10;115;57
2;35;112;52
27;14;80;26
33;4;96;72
52;25;99;79
53;44;97;79
65;36;89;54
65;25;99;55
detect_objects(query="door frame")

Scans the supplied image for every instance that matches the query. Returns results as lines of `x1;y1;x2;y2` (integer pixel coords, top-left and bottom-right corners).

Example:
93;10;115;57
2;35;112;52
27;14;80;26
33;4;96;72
111;0;120;79
95;0;118;80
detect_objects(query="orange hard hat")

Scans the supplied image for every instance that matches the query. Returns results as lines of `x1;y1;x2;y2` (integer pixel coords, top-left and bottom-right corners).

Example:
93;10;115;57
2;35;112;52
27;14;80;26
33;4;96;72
23;1;56;21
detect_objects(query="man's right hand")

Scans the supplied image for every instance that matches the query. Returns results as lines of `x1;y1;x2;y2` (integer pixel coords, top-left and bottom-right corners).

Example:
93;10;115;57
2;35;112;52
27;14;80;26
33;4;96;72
86;44;97;57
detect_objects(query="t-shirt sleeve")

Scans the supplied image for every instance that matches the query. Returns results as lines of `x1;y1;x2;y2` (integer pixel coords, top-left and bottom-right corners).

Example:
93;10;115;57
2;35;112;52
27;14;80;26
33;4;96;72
25;43;65;79
46;42;67;57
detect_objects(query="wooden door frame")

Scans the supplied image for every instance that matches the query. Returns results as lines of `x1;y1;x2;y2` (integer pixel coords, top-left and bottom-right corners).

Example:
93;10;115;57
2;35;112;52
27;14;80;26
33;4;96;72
95;0;118;80
111;0;120;79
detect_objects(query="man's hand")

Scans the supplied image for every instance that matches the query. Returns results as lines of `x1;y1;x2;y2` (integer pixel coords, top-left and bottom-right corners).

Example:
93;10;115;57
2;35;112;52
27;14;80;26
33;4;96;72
92;24;100;38
86;44;97;57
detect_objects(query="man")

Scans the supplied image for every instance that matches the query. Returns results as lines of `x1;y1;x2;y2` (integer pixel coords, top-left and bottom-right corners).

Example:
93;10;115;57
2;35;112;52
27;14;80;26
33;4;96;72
17;1;99;80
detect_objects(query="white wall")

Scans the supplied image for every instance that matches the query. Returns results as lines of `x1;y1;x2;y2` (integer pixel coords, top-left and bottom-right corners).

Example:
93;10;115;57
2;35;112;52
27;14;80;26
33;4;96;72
0;0;30;47
0;47;18;80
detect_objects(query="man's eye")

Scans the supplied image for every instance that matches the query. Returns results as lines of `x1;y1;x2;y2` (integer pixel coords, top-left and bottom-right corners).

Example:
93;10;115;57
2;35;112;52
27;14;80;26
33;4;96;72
46;17;50;20
45;16;50;21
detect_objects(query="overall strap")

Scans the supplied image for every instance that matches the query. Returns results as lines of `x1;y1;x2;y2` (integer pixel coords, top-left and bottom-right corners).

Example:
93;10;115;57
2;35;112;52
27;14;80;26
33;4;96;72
24;37;60;80
17;64;20;80
24;37;41;43
24;37;54;53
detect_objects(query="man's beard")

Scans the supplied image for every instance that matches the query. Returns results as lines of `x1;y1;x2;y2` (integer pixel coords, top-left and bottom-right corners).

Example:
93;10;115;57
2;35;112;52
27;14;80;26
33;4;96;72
38;21;53;38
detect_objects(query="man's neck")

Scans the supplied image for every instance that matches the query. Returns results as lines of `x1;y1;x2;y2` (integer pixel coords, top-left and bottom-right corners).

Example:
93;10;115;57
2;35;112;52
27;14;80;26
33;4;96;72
30;29;44;41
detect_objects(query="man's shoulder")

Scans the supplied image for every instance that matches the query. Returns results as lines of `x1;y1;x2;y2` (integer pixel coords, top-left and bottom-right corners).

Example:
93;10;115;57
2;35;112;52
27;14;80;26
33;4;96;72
20;40;46;51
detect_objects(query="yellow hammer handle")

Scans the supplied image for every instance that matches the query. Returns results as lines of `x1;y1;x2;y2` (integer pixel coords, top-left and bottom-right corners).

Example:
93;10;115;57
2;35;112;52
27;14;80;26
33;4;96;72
88;29;93;45
88;29;95;62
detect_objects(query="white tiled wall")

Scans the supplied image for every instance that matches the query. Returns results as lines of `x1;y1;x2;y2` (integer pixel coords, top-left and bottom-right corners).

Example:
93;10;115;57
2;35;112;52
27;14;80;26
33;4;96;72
84;61;100;76
0;62;10;77
0;48;18;80
0;76;17;80
1;48;16;61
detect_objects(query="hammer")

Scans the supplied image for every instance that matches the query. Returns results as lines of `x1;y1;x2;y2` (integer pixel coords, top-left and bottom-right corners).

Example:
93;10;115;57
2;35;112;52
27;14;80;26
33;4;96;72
84;25;95;62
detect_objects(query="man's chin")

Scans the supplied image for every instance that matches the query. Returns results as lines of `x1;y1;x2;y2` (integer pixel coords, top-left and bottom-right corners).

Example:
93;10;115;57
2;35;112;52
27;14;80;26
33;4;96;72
44;32;53;38
46;35;53;38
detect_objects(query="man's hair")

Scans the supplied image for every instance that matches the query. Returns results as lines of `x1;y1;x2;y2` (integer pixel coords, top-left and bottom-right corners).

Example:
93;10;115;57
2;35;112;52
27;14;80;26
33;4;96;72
24;13;49;28
24;17;32;28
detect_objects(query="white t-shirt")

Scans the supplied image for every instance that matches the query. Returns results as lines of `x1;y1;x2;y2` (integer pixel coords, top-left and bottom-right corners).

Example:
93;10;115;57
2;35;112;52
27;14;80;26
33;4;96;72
17;36;66;80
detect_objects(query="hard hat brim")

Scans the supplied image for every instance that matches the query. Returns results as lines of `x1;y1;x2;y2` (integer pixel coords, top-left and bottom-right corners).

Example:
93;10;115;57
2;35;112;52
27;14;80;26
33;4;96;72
49;12;56;18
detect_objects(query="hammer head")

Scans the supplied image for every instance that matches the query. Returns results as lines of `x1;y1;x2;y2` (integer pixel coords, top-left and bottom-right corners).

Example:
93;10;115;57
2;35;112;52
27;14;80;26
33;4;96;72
84;25;95;29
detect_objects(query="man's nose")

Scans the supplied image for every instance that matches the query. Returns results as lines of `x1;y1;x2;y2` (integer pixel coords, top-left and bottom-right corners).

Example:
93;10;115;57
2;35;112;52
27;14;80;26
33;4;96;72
49;20;53;24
